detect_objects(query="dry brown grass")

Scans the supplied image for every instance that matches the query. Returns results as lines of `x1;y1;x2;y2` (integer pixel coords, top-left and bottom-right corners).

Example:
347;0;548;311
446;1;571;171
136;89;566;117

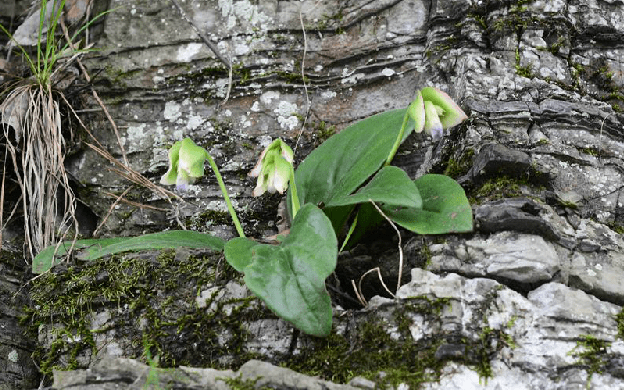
0;82;78;259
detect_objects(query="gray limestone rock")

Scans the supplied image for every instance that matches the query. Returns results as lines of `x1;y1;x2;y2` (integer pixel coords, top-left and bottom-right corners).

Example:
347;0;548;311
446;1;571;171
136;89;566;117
51;358;359;390
2;0;624;389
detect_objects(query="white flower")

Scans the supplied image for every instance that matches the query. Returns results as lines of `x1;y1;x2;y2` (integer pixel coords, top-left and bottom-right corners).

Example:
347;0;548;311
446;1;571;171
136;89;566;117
249;139;294;197
408;87;468;140
160;138;209;191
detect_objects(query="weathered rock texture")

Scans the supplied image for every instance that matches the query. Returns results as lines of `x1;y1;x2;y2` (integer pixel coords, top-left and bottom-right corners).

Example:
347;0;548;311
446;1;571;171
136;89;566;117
2;0;624;389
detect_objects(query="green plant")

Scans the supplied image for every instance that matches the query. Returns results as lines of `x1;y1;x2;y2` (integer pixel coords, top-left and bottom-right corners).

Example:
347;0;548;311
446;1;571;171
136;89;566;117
569;335;610;389
0;0;113;258
35;87;473;338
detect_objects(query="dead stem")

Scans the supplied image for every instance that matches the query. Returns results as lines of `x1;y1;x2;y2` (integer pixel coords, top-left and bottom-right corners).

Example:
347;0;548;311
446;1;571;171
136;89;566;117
352;266;396;308
369;200;404;293
59;18;129;167
294;4;311;156
0;84;78;259
169;0;231;68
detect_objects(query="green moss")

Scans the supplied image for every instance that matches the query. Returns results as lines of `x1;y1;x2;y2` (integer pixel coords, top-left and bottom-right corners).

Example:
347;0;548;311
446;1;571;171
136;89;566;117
221;374;272;390
470;13;487;30
443;149;475;178
104;66;142;86
314;121;337;144
515;49;534;79
557;200;579;210
233;64;252;84
274;71;309;84
185;209;233;229
283;297;449;388
469;175;538;203
606;222;624;235
578;147;600;157
569;335;610;388
616;308;624;339
23;249;264;378
421;243;433;269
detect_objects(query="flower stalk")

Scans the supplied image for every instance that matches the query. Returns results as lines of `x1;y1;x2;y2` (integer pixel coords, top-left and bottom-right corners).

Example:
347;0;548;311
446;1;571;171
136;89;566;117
160;137;245;237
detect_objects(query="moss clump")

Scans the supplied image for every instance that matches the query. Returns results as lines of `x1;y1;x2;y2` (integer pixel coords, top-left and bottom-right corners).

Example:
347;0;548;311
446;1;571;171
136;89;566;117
274;70;309;84
283;297;449;388
616;309;624;339
312;121;337;145
221;374;272;390
185;209;233;229
607;222;624;235
443;149;475;178
569;335;610;387
469;175;539;203
23;249;266;379
515;49;534;79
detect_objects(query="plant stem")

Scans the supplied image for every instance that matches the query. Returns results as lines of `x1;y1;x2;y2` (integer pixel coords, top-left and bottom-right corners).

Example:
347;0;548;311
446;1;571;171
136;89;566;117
204;152;245;238
339;214;358;252
384;111;410;166
289;164;301;219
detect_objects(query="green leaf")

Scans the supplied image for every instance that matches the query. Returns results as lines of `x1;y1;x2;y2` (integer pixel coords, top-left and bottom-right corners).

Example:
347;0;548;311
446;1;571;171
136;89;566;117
224;237;259;273
226;204;337;337
32;231;225;274
382;174;473;234
290;108;414;216
326;166;422;208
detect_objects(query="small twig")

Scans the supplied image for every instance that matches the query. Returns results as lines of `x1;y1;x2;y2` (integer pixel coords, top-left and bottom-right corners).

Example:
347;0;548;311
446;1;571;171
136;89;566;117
59;18;129;166
352;266;396;308
351;280;367;307
294;5;311;155
223;58;233;105
102;191;169;211
0;146;6;249
93;186;133;236
369;200;404;293
169;0;231;68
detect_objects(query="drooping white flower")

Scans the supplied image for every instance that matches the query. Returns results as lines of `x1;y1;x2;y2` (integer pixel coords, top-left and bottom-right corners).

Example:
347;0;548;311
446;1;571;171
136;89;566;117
160;137;209;191
249;139;294;197
408;87;468;140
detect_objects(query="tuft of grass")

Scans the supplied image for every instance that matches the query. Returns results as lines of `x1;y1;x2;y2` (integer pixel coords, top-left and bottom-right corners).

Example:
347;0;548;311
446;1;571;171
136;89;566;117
0;0;112;258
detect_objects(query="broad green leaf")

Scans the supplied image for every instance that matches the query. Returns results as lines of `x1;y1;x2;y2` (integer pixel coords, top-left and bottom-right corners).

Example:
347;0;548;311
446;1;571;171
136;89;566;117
382;174;473;234
32;231;225;274
290;108;414;216
326;166;422;208
224;237;260;273
229;204;337;337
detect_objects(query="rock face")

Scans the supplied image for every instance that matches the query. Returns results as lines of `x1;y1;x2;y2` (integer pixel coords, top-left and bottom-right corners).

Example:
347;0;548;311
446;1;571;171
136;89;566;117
2;0;624;389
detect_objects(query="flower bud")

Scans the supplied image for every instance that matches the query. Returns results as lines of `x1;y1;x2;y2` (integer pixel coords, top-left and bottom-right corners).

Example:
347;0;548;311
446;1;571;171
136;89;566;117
249;139;294;197
160;137;208;191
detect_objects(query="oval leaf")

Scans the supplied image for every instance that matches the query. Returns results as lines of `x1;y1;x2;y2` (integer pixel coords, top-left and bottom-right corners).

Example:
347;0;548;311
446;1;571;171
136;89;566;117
326;166;422;208
33;231;225;274
290;108;414;214
382;174;473;234
242;204;337;337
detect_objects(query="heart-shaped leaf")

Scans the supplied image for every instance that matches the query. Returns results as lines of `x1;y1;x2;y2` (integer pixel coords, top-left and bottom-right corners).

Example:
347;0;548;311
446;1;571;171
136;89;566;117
382;174;473;234
326;166;421;208
224;204;337;337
